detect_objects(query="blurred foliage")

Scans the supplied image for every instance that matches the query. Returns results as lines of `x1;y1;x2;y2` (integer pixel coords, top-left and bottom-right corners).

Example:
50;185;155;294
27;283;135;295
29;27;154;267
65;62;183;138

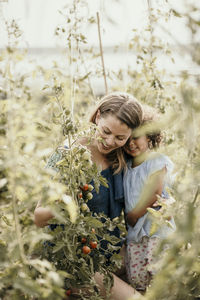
127;1;200;300
0;0;200;299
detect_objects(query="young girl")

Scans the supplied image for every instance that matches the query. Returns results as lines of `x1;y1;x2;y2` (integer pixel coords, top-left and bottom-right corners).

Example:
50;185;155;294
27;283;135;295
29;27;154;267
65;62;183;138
123;107;176;291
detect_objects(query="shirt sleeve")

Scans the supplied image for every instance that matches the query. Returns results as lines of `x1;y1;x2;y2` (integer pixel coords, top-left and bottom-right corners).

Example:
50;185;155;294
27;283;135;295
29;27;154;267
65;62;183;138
146;154;174;186
46;143;68;170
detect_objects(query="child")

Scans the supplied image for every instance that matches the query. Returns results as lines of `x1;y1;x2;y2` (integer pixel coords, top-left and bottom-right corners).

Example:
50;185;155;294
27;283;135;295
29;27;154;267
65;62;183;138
123;107;176;291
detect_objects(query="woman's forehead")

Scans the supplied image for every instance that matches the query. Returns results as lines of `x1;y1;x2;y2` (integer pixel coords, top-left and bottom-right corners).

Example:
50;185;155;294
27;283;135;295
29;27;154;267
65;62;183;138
100;114;132;135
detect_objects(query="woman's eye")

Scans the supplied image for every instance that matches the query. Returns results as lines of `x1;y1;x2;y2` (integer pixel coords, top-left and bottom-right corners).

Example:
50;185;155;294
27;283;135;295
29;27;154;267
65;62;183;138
117;136;124;141
103;129;110;134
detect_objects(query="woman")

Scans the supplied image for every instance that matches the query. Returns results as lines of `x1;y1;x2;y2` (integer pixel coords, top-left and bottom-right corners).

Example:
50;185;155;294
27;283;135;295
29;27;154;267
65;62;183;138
34;92;143;299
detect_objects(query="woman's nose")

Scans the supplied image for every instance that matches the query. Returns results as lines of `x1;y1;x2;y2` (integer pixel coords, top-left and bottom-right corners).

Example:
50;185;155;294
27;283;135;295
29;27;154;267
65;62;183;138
106;136;116;146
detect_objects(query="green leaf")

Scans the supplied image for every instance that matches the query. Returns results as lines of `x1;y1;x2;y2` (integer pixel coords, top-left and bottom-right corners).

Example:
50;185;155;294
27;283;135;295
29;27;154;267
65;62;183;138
84;217;104;228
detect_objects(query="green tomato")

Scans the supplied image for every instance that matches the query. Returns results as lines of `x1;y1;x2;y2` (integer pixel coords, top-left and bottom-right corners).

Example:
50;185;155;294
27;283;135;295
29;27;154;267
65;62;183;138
86;192;93;200
88;184;94;191
81;203;89;212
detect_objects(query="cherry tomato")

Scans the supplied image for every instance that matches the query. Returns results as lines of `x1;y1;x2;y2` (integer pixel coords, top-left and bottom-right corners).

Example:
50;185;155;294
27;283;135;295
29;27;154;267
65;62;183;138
66;289;72;296
89;241;97;249
78;192;83;198
82;184;89;191
81;237;87;244
81;203;88;212
88;184;94;191
82;245;91;254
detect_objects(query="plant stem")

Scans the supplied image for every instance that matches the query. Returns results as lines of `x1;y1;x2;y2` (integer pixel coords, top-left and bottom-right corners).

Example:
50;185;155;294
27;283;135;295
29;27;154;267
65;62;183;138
192;185;200;205
12;192;27;264
96;12;108;95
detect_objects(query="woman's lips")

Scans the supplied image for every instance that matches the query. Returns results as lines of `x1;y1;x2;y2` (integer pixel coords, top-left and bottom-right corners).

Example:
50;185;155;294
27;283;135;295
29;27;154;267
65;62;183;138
102;144;111;151
100;142;113;151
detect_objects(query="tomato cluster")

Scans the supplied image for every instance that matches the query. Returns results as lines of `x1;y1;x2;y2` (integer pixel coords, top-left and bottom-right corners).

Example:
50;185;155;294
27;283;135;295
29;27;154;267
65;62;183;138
79;184;93;202
81;236;98;254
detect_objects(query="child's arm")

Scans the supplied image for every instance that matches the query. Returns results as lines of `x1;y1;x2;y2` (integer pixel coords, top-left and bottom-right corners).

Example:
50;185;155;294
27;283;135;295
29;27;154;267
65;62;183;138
34;200;54;227
126;167;166;227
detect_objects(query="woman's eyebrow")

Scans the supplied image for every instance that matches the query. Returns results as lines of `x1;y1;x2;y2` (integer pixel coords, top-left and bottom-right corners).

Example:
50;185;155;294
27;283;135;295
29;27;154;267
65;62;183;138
103;126;126;137
103;126;111;131
117;134;126;137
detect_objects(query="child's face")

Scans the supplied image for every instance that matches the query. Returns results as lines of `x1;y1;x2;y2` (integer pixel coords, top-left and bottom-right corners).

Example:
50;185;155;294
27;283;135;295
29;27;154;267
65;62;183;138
124;135;149;157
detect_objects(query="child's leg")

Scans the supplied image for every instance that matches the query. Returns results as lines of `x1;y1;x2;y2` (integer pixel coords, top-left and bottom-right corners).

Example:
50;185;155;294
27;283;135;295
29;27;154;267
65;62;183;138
146;236;160;277
125;236;159;291
125;237;150;290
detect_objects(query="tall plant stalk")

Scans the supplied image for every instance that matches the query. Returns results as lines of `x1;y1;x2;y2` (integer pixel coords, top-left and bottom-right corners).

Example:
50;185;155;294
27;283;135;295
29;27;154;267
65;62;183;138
97;12;108;94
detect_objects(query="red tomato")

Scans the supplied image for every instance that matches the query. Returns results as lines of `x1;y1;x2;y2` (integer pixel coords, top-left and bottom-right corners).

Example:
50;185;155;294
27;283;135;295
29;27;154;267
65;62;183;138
82;245;91;254
82;184;89;191
66;289;72;296
89;241;97;249
81;237;87;244
78;192;83;198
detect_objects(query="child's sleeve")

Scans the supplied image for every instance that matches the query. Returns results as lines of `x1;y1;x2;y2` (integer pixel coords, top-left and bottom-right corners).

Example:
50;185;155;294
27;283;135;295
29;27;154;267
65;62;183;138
147;154;174;186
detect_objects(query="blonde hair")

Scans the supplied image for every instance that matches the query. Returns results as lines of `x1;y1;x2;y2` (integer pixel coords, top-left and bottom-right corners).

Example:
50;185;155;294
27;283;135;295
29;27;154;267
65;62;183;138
90;92;143;173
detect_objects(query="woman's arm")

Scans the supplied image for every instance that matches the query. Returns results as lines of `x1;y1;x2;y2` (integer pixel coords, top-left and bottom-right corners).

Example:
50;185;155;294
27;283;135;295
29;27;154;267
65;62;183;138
126;167;166;226
34;200;54;227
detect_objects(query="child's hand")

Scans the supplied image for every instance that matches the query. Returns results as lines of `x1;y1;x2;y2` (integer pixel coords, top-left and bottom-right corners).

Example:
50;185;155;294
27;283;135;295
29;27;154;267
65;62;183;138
152;195;176;207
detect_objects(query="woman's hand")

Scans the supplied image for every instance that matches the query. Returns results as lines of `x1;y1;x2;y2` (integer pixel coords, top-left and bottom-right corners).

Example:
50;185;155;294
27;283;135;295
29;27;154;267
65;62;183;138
34;207;54;227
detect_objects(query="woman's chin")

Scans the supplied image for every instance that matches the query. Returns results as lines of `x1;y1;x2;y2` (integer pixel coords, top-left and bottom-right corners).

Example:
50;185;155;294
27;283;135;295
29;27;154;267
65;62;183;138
98;143;114;154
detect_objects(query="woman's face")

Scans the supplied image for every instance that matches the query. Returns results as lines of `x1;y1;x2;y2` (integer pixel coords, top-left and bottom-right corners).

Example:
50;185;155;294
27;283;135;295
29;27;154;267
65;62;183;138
95;113;132;154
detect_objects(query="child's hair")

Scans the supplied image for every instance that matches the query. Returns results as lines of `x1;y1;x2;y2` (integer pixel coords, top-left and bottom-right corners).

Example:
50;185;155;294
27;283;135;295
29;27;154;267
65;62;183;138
141;105;163;149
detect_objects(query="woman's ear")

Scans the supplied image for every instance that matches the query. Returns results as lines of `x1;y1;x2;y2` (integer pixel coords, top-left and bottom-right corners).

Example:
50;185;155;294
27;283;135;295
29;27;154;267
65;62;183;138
95;110;101;125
